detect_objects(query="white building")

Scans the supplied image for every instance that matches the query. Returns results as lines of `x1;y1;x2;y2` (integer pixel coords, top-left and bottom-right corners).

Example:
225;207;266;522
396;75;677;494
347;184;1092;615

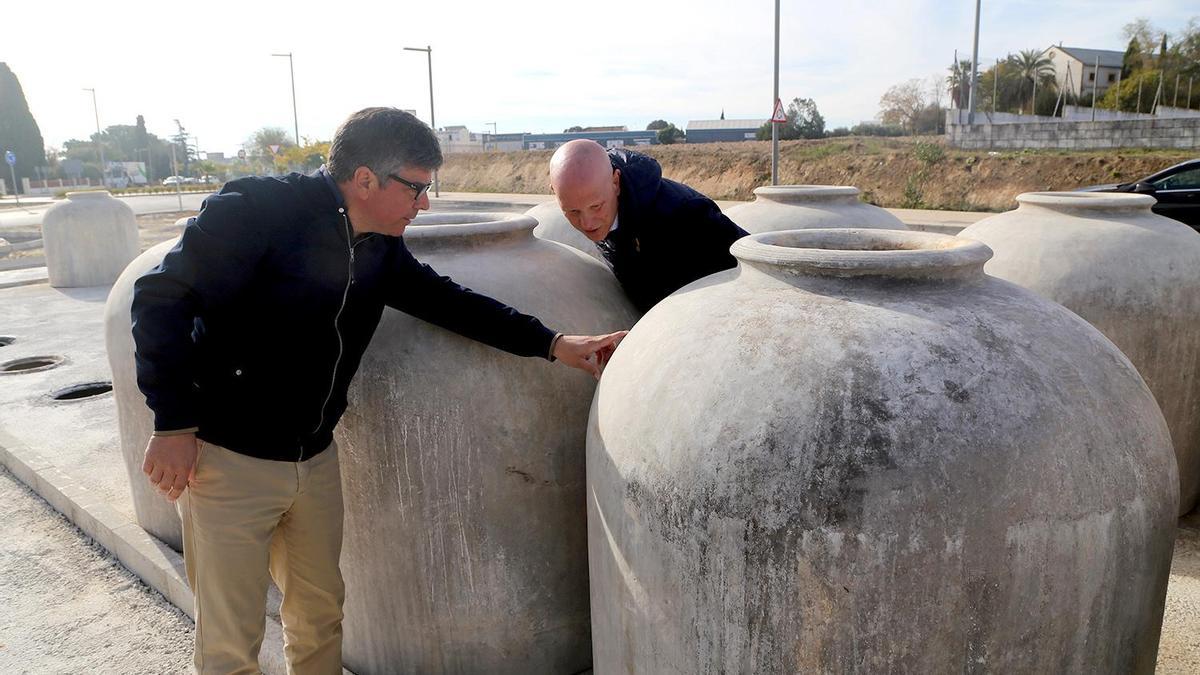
1042;46;1124;99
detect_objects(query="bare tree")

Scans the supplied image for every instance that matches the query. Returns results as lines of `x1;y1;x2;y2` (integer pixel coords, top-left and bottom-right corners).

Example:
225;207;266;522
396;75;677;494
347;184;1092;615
878;80;929;134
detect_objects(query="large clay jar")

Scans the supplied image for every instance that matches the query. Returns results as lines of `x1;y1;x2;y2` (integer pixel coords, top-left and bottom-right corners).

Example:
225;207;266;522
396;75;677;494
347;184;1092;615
528;200;607;264
43;190;139;287
587;228;1177;674
960;192;1200;516
338;213;638;674
724;185;905;234
104;237;184;550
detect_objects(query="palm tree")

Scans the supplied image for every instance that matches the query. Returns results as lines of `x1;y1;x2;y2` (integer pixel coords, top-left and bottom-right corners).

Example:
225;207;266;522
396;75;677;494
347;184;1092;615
946;59;974;109
1008;49;1055;113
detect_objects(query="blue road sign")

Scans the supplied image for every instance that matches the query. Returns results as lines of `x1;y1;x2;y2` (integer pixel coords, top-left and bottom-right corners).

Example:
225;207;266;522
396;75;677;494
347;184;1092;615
4;151;14;166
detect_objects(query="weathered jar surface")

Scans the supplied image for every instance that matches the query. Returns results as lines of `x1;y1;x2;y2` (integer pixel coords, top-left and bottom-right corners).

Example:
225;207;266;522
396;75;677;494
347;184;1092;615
960;192;1200;515
104;237;184;550
723;185;905;234
528;201;608;264
44;190;139;287
587;228;1176;674
338;213;638;674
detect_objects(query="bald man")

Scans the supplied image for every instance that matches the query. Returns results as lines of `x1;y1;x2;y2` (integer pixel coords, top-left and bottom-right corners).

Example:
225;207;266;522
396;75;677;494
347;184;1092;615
550;140;748;312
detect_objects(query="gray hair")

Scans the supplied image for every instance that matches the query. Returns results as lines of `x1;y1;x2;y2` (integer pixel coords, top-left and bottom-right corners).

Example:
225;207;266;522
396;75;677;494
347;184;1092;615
326;107;443;183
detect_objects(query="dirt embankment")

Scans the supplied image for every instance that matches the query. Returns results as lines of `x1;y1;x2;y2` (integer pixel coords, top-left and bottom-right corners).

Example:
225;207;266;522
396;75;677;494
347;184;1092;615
438;137;1195;212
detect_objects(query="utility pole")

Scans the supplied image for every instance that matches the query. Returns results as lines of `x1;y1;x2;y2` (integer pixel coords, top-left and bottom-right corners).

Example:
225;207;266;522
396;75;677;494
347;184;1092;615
967;0;981;124
1091;56;1099;121
771;0;780;185
82;88;105;187
404;45;438;197
271;52;300;145
170;143;183;211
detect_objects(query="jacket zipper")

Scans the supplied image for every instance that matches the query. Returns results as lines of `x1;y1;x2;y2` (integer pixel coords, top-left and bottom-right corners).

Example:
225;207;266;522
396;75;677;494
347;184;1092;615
308;209;365;460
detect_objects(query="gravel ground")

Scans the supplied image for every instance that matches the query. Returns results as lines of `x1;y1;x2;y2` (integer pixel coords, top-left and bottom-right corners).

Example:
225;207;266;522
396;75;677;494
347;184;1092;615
0;466;193;674
1158;511;1200;673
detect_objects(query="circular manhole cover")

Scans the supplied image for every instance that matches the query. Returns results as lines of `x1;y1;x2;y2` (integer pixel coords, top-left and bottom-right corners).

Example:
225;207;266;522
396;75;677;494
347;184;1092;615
0;337;14;347
50;381;114;401
0;355;65;374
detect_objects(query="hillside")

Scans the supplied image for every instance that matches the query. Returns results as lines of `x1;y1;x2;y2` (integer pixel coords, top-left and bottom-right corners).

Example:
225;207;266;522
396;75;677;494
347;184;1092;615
437;137;1194;212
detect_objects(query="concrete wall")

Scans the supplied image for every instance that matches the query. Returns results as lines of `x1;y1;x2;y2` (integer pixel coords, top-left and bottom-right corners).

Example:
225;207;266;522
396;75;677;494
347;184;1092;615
947;116;1200;150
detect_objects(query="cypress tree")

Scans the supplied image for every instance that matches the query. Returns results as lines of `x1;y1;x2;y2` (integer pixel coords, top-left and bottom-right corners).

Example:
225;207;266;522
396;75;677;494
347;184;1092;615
1122;38;1140;79
0;63;47;192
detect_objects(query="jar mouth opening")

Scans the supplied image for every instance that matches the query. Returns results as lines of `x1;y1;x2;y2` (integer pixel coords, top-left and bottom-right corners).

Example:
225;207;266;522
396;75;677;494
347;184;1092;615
407;212;536;239
753;185;861;199
1016;191;1156;210
732;228;992;278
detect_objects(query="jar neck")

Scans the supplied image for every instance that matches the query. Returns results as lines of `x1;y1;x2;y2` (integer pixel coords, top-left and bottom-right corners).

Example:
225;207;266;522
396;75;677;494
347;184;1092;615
732;229;991;285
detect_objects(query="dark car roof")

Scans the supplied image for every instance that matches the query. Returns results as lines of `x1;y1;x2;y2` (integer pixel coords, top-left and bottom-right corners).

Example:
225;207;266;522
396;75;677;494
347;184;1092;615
1146;159;1200;183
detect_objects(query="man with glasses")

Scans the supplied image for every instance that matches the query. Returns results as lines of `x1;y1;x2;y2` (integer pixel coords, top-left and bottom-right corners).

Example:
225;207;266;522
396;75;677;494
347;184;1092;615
549;139;747;312
131;107;623;674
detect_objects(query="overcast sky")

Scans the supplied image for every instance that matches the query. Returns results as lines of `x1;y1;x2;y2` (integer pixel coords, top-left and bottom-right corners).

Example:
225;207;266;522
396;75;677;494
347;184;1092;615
6;0;1197;156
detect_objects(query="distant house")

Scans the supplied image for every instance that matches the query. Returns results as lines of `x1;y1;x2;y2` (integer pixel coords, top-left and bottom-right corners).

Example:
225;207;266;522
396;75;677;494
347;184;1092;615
523;130;657;151
685;119;767;143
1042;46;1124;99
436;125;484;153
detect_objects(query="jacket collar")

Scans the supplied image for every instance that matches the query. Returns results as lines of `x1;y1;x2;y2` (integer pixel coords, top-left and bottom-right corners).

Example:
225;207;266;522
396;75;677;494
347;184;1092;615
315;164;345;210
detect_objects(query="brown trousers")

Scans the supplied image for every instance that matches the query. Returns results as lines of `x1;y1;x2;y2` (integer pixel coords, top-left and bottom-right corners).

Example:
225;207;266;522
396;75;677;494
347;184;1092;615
177;441;345;675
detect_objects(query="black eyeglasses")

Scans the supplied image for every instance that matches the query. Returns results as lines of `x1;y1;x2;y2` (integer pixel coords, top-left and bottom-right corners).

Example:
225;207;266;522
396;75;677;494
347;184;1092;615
386;173;433;198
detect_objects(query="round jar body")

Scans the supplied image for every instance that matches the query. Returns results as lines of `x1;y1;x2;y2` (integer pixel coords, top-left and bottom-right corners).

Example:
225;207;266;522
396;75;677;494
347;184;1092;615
103;237;184;550
338;213;638;674
588;229;1177;674
43;191;139;287
960;192;1200;515
723;185;905;234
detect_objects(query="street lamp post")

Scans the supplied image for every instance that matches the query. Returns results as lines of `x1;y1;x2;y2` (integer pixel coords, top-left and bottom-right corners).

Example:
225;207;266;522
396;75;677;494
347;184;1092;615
485;121;497;151
967;0;981;125
404;45;438;197
771;0;780;185
271;52;300;146
82;88;105;187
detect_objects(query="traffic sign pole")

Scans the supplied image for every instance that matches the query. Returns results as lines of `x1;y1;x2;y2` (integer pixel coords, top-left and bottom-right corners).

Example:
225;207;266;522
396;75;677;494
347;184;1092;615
5;151;18;205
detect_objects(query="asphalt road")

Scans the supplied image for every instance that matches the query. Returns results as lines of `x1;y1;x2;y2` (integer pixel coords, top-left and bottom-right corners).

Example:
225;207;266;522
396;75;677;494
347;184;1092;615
0;193;210;230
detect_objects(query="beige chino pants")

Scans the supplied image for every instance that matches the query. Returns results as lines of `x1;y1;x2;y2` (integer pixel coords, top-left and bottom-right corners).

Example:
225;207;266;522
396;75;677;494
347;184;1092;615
177;441;345;675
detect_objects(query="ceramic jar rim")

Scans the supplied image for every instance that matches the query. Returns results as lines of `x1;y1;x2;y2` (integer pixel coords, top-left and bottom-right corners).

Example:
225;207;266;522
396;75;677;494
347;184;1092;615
753;185;861;200
1016;191;1156;210
65;190;113;200
732;228;992;279
406;212;537;241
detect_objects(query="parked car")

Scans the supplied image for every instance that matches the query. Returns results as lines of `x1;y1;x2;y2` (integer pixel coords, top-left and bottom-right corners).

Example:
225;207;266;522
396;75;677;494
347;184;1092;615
1077;159;1200;229
161;176;184;186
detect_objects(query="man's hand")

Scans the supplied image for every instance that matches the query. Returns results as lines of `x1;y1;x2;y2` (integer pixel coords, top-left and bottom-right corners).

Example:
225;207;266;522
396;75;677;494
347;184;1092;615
142;433;200;502
553;331;628;379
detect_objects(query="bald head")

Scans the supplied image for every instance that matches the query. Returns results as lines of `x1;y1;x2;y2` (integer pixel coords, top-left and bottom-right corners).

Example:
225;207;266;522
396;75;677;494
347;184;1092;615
549;140;622;242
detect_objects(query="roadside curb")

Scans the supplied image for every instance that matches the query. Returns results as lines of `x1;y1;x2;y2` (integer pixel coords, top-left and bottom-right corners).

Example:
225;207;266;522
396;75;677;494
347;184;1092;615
0;428;353;674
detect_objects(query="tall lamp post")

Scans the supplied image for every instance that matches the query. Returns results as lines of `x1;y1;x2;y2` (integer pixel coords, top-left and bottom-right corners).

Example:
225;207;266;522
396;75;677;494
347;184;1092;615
967;0;982;125
404;45;438;197
771;0;780;185
272;52;300;146
82;88;105;187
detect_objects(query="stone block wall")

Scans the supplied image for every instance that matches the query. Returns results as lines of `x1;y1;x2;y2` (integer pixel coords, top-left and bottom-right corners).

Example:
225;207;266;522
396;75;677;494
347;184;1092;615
946;117;1200;150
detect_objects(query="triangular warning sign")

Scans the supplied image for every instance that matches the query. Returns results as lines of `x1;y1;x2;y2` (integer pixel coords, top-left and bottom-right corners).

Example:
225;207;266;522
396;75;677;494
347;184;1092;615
770;99;787;123
268;144;281;155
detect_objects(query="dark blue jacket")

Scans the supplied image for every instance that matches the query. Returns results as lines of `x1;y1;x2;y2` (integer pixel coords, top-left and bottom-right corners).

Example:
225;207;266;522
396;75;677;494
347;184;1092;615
600;149;748;312
131;171;556;462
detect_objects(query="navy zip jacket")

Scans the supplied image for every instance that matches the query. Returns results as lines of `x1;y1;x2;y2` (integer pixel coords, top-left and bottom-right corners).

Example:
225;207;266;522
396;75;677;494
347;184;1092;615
600;149;748;312
131;171;557;462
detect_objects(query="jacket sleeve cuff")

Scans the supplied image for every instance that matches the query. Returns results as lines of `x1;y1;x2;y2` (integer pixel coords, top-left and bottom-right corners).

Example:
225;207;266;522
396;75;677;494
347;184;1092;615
152;427;199;437
547;332;564;362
